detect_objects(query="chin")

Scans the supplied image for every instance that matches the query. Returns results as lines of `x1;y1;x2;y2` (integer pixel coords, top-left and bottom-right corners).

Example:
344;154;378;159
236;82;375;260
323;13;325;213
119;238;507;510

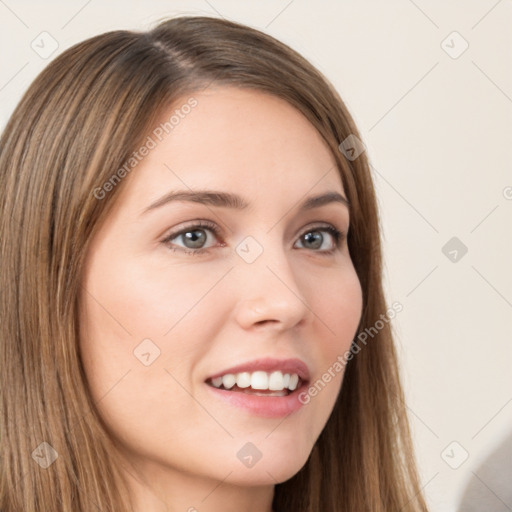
225;451;311;486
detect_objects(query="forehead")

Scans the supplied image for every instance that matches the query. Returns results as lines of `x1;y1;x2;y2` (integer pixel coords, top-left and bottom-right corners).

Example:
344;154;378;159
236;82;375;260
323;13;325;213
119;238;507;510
116;86;344;213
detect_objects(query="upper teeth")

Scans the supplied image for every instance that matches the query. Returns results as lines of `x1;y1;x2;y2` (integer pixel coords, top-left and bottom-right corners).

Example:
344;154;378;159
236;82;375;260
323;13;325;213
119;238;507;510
210;371;300;391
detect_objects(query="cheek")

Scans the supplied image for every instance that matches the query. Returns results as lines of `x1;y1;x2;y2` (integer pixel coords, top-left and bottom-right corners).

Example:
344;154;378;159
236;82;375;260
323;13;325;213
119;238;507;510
78;252;233;402
77;257;224;456
298;264;362;425
313;263;363;353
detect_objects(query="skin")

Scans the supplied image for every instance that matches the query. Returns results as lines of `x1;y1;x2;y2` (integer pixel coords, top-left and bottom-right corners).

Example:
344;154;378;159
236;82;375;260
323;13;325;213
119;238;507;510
79;86;363;512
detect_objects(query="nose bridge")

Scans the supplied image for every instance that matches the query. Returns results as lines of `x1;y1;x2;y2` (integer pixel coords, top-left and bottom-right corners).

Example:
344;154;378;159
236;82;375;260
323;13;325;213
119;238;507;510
232;231;309;329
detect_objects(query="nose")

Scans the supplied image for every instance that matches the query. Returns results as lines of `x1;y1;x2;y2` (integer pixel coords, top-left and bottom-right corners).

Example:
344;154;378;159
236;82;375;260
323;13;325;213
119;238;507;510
232;240;310;332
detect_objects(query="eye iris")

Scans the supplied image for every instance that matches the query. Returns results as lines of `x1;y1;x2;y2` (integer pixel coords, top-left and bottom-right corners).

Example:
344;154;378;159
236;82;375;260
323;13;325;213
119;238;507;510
303;231;323;249
183;229;206;248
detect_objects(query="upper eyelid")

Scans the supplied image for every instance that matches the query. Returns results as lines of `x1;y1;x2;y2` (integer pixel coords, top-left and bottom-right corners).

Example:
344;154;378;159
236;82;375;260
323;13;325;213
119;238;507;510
164;220;220;238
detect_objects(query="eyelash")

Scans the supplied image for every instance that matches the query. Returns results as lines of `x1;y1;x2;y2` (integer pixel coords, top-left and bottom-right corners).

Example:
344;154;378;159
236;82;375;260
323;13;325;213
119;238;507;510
161;220;346;257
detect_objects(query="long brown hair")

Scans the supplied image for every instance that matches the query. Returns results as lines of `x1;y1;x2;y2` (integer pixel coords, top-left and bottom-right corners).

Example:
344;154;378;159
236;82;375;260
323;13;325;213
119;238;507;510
0;15;429;511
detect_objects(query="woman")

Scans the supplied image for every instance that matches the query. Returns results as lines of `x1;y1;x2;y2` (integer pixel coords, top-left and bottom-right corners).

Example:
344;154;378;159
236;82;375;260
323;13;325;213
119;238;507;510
0;15;429;512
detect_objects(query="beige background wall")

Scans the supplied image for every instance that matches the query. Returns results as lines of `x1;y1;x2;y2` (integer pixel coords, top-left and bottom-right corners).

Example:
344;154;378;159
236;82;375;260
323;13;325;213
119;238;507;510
1;1;511;510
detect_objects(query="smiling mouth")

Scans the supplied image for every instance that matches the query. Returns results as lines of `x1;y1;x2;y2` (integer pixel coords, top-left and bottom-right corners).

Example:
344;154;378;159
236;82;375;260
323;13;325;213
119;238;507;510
205;371;305;397
204;370;309;418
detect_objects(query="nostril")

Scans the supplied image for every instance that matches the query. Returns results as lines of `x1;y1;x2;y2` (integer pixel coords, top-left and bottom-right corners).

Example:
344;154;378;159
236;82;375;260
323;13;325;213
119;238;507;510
255;319;278;326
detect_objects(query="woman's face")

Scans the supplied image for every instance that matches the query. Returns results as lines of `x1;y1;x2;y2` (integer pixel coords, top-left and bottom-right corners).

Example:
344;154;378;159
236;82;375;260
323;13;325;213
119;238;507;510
79;86;363;489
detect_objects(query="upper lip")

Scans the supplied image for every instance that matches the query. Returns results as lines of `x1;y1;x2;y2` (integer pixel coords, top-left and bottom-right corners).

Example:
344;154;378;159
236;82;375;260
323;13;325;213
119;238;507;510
206;357;310;382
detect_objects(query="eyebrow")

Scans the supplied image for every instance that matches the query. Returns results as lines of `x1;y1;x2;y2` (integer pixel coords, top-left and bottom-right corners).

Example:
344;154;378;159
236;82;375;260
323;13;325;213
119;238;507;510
141;189;350;215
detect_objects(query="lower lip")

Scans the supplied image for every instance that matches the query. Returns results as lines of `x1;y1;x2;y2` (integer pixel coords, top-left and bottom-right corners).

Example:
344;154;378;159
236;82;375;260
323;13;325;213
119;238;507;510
204;381;308;418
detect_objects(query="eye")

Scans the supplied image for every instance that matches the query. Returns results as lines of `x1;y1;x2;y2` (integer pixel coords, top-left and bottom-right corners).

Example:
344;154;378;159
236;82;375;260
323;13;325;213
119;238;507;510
161;221;346;256
162;221;222;255
294;225;345;255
